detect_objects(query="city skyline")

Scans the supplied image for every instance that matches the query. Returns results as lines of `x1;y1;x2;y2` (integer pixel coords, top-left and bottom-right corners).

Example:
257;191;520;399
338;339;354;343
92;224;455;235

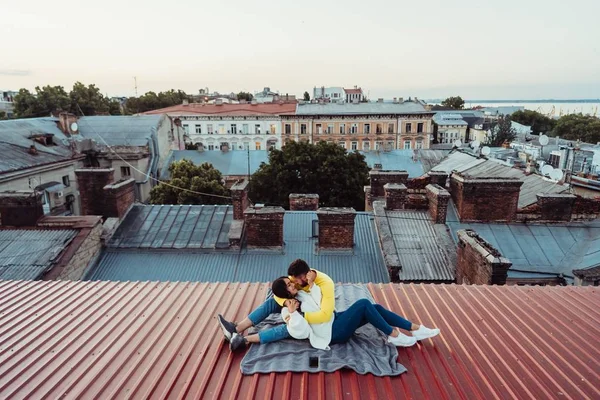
2;0;599;99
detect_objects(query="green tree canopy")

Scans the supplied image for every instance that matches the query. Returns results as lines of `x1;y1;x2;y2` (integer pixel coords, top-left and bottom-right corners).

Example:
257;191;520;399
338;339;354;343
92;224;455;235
485;115;516;146
236;92;253;101
124;90;190;114
149;159;230;205
70;82;110;115
303;91;310;101
441;96;465;110
551;114;600;143
511;110;556;135
13;86;70;118
248;141;370;210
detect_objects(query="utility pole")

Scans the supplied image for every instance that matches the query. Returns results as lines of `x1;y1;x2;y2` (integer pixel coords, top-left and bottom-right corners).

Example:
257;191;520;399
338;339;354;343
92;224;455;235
133;77;138;97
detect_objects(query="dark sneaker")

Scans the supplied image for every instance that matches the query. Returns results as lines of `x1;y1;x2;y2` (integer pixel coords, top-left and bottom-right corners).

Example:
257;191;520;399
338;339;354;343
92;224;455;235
218;314;237;342
230;333;247;351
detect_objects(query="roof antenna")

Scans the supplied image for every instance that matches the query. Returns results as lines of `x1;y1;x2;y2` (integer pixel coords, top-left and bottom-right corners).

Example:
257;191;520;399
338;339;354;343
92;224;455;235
133;76;138;97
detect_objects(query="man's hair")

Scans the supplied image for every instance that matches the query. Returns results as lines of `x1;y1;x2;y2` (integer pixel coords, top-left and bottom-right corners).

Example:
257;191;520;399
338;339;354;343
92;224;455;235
288;259;310;277
272;276;293;299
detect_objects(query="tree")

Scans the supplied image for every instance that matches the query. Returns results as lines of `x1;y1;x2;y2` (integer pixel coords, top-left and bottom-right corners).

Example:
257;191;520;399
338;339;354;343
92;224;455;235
511;110;556;135
0;111;7;120
124;89;190;114
249;141;370;211
441;96;465;110
485;115;516;146
303;91;310;101
551;114;600;144
149;159;230;205
70;82;110;115
108;99;123;115
236;92;253;101
13;86;70;118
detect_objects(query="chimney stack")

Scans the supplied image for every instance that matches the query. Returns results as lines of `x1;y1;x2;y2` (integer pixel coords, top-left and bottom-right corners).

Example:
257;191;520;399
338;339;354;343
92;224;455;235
457;230;512;285
0;191;44;227
103;179;136;219
536;193;576;222
426;184;451;224
58;112;78;135
317;207;356;249
384;183;407;210
231;180;249;220
244;206;285;248
76;168;136;219
289;194;319;211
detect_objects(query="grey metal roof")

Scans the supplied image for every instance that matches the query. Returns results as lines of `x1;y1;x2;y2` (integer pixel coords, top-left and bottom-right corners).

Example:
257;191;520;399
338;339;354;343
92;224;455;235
87;208;389;283
0;142;72;174
77;115;163;146
431;151;569;207
417;149;452;173
446;203;600;279
0;117;74;160
0;229;77;279
377;209;456;281
433;113;469;126
296;102;429;115
360;150;424;177
161;150;269;180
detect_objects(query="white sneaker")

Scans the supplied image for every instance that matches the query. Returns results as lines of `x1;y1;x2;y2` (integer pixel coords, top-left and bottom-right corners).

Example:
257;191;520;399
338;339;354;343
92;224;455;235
412;325;440;341
388;333;417;347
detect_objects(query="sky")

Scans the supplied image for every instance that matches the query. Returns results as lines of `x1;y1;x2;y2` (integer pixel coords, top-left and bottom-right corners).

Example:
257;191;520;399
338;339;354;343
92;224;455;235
2;0;600;99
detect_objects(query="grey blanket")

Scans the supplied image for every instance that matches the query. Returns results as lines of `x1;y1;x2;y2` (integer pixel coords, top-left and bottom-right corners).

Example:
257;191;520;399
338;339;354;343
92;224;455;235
240;284;407;376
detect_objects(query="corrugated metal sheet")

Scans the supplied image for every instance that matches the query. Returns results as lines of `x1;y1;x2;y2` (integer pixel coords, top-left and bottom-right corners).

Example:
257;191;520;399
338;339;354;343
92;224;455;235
77;115;162;146
0;117;72;157
89;211;389;283
0;229;77;279
296;102;429;115
0;280;597;399
385;211;455;281
0;142;71;174
432;151;568;207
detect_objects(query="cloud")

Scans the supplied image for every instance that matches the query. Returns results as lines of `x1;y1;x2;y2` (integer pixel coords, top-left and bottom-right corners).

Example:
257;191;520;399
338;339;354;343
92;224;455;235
0;69;32;76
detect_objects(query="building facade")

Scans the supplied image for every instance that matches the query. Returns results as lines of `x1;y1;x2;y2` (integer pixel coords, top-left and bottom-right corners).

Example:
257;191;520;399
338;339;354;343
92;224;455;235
313;86;345;102
433;113;469;144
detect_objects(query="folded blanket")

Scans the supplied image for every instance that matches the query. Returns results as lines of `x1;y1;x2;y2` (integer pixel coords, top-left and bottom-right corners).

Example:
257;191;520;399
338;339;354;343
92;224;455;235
240;284;407;376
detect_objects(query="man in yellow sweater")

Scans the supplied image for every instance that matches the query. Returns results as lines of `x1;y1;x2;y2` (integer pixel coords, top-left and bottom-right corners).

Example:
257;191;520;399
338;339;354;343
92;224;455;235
217;259;335;351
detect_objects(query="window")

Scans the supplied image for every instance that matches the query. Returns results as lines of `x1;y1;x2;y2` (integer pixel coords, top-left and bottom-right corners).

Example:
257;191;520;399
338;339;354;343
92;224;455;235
121;166;131;177
62;175;70;187
351;123;358;134
220;142;229;150
388;123;394;134
208;144;215;151
195;125;202;134
231;124;237;134
255;142;262;150
417;123;424;133
387;141;395;150
231;142;237;150
351;141;358;150
285;124;291;134
416;140;423;149
300;123;307;134
255;124;261;134
338;141;346;149
375;141;383;150
376;124;382;134
244;142;250;150
404;140;411;150
207;124;214;134
327;124;333;134
183;124;190;134
242;124;249;134
218;124;225;134
339;123;346;134
316;124;322;134
364;123;370;134
406;123;412;133
270;124;277;134
363;141;370;151
66;194;75;214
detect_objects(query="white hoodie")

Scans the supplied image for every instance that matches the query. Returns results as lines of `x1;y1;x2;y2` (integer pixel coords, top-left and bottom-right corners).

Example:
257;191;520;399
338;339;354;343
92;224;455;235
281;284;334;350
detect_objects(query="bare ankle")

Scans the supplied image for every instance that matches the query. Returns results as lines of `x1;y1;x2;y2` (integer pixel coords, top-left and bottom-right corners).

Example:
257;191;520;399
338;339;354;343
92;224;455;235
389;328;399;337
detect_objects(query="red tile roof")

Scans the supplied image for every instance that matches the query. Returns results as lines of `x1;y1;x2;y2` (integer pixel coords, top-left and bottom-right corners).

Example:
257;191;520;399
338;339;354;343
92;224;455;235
344;88;363;94
0;281;598;399
144;103;297;116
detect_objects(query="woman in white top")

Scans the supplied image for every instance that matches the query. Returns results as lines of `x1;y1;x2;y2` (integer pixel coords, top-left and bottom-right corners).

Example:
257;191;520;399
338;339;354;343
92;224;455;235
272;273;440;349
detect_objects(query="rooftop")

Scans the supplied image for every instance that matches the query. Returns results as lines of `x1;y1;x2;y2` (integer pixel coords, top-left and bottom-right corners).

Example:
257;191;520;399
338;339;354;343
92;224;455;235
296;102;430;115
144;103;297;116
432;113;469;126
0;280;597;399
360;150;424;177
76;115;164;146
160;150;269;180
86;205;389;283
0;142;72;175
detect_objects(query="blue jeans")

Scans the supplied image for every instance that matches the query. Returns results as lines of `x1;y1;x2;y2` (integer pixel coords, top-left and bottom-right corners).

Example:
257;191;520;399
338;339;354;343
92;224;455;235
248;297;291;344
330;299;413;344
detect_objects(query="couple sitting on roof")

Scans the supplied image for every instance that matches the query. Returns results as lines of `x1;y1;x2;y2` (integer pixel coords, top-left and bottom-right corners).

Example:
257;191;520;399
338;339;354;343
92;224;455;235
218;259;440;351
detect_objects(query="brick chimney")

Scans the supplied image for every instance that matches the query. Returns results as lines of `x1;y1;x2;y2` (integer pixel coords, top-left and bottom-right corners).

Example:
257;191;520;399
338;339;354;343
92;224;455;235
0;191;44;227
427;171;448;188
426;184;451;224
58;112;78;135
289;194;319;211
76;168;115;216
103;179;136;218
366;170;409;210
317;207;356;249
231;180;249;220
384;183;407;210
450;173;523;222
536;193;576;222
244;206;285;248
457;229;512;285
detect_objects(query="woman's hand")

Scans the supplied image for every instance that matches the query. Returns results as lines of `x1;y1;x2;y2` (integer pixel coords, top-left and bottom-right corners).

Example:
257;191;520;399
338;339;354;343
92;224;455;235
287;299;299;313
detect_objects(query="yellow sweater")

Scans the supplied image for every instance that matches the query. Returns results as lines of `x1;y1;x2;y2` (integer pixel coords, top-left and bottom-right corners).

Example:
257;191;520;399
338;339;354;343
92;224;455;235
274;269;335;324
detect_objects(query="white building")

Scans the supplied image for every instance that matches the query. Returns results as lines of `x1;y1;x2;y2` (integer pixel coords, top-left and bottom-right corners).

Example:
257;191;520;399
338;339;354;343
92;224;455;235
313;86;345;102
145;102;297;151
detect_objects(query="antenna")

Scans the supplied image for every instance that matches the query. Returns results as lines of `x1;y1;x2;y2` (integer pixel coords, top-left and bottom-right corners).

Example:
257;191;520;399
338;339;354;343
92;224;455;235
550;169;564;181
541;164;554;176
453;139;463;148
481;146;491;156
539;134;549;146
470;140;481;149
133;76;138;97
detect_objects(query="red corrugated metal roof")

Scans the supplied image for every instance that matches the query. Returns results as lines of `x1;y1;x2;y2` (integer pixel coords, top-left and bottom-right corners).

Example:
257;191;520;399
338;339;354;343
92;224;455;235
145;103;297;116
0;281;598;399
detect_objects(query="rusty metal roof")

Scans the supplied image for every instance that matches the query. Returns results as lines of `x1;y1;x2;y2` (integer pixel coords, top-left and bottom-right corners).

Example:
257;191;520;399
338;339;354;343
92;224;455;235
0;280;598;399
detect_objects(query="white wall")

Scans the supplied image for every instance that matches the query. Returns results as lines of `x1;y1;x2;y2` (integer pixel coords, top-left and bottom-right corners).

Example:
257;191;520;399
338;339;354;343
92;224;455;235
313;87;344;101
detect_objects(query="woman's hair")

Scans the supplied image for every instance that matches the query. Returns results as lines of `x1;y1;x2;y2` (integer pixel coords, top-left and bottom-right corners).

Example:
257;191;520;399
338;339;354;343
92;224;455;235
288;259;310;277
272;276;293;299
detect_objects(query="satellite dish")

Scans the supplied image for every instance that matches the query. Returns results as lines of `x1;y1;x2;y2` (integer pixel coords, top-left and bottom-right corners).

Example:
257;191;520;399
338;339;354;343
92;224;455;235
471;140;481;149
550;169;564;181
70;122;78;132
541;164;554;176
454;139;463;148
539;134;549;146
481;146;491;156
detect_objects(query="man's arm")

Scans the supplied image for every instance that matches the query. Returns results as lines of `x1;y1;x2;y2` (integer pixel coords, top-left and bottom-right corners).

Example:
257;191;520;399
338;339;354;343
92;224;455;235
303;271;334;324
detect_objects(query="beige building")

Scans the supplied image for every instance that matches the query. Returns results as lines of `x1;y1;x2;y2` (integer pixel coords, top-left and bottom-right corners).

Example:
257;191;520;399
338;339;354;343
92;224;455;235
432;113;469;145
285;101;434;151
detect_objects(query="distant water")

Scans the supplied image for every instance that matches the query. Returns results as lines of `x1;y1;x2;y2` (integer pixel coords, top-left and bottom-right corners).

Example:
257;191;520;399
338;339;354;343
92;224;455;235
428;99;600;117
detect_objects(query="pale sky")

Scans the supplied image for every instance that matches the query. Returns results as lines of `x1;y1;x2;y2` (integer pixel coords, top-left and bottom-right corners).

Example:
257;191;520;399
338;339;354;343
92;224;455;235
2;0;599;99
